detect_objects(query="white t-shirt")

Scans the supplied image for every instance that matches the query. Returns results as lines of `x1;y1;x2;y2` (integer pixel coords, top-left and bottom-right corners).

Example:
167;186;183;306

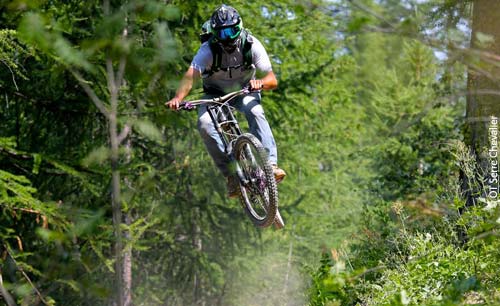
190;34;273;94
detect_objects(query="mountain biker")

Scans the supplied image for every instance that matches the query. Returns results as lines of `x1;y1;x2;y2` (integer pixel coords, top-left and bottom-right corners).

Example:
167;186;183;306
166;4;286;198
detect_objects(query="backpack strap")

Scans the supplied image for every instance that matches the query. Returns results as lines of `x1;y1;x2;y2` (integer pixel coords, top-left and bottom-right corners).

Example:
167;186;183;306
240;29;254;69
208;36;223;74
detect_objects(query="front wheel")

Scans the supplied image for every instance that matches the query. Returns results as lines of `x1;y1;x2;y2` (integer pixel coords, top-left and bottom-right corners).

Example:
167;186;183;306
234;133;278;228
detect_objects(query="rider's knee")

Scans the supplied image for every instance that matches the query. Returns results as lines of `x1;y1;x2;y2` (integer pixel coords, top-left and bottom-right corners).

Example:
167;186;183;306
197;115;214;135
249;104;265;119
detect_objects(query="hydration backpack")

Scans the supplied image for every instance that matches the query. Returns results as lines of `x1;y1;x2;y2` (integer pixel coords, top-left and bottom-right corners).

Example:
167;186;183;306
207;29;254;75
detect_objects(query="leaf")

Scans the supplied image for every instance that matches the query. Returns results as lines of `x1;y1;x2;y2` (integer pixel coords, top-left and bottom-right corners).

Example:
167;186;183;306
0;137;17;149
159;5;180;20
82;146;111;167
36;227;66;243
475;31;495;48
56;279;81;292
134;119;163;142
71;209;105;236
52;36;92;70
18;12;91;70
347;16;371;32
32;153;42;174
152;22;178;64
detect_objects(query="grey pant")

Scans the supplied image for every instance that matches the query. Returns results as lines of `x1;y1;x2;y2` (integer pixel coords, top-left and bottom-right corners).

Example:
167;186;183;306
197;92;278;177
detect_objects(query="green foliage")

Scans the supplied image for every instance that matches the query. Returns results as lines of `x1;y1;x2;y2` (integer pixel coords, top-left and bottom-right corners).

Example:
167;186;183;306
310;192;500;305
363;232;478;305
0;29;31;89
0;138;72;305
308;2;499;306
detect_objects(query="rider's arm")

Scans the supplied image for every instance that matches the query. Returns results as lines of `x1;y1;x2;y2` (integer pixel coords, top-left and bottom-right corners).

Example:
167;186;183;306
250;71;278;91
250;36;278;91
166;67;201;110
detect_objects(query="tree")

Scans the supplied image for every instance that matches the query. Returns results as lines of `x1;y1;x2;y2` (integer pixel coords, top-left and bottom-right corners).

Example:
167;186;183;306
466;0;500;202
7;1;179;304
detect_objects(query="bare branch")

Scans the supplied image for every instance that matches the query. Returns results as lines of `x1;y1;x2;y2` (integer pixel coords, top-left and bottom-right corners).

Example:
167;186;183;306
106;58;117;100
71;70;110;119
117;124;131;145
471;229;499;240
116;25;128;88
0;269;16;306
348;0;396;29
7;207;49;228
4;245;49;305
351;265;387;280
0;59;19;91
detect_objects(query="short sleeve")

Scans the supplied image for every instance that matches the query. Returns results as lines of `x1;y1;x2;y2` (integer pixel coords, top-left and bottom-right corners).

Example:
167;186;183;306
190;43;212;73
251;36;273;73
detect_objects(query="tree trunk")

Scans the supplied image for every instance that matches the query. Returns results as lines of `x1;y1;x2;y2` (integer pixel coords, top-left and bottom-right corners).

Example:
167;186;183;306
72;4;131;300
106;4;132;303
123;212;133;306
109;79;124;306
465;0;500;207
192;205;204;306
467;0;500;148
123;137;133;306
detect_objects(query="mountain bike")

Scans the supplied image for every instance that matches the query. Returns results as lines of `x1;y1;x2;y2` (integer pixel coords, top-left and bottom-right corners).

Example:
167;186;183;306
179;88;284;228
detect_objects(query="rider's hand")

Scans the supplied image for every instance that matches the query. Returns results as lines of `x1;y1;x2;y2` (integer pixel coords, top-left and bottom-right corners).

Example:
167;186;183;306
166;97;182;110
249;79;265;91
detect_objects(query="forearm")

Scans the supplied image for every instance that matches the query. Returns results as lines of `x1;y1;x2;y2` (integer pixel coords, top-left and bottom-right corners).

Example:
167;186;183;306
174;76;194;100
166;67;200;110
260;71;278;90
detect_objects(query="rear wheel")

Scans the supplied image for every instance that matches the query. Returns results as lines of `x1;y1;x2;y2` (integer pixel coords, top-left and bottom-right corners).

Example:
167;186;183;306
234;133;277;227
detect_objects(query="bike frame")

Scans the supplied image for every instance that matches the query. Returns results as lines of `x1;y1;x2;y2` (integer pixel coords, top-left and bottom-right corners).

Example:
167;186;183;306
207;102;242;155
180;88;253;185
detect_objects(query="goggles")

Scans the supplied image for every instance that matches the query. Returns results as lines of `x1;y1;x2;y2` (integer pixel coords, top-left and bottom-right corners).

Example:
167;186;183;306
214;25;241;41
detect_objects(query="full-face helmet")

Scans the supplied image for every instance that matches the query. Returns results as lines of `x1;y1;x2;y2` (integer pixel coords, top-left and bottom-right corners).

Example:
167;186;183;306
210;4;242;52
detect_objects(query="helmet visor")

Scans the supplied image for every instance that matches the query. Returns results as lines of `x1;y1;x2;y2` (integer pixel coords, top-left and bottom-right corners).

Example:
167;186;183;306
214;25;241;41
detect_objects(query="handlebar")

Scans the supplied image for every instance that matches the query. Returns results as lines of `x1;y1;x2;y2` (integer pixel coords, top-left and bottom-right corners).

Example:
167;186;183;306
178;87;252;111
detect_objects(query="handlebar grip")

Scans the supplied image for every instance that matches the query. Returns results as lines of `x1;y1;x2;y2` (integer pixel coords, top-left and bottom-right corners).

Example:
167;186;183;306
178;102;195;111
244;84;263;93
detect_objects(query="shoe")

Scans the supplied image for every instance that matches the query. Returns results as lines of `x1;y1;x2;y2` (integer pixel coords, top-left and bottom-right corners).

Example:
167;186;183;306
227;175;240;198
272;165;286;184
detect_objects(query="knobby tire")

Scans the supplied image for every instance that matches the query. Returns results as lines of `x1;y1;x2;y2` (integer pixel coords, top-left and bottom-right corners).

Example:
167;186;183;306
234;133;278;228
